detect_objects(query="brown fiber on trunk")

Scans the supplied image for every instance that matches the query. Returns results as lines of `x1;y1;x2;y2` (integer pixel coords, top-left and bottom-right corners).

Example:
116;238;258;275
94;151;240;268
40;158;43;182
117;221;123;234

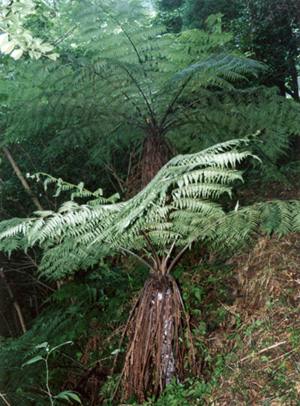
119;274;197;403
141;134;170;188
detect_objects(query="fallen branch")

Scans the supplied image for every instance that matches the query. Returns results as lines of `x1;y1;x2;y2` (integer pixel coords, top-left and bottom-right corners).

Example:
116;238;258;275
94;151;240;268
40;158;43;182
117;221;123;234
237;341;287;363
0;392;11;406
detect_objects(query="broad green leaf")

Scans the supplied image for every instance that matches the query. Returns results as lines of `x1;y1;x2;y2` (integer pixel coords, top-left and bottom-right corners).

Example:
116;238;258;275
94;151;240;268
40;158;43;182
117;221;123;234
11;3;26;13
194;289;202;301
64;392;82;404
35;342;49;349
54;393;71;401
47;53;60;61
49;341;73;354
2;41;15;55
22;355;44;367
11;48;23;60
34;38;43;46
40;44;53;53
0;33;8;48
54;391;82;404
33;51;41;60
23;32;33;42
2;8;10;17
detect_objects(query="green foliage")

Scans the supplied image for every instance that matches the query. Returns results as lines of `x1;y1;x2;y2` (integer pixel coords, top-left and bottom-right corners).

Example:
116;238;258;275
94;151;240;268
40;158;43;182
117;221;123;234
0;264;136;405
181;0;300;100
1;0;298;204
232;0;300;100
132;377;213;405
183;0;242;30
0;3;299;405
22;341;82;406
0;139;299;281
0;0;59;60
153;0;184;33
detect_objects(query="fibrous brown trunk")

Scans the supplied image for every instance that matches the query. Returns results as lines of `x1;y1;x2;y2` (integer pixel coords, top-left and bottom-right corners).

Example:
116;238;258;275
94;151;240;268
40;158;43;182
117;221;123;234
119;274;196;403
141;134;170;187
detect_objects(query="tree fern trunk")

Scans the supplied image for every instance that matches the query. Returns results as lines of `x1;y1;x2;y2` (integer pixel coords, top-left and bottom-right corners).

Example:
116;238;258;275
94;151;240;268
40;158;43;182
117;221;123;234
141;134;170;187
160;287;176;386
121;274;196;403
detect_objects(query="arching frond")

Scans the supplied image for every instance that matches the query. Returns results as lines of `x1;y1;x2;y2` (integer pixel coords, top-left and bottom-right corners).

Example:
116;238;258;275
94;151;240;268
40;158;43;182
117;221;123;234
0;139;299;280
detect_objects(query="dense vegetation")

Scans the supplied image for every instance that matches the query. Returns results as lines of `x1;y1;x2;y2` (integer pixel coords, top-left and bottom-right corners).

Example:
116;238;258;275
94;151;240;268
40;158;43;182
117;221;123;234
0;1;299;405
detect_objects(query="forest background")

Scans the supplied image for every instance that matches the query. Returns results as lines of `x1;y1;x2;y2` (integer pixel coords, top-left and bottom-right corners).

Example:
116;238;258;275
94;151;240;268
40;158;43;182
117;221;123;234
0;0;300;405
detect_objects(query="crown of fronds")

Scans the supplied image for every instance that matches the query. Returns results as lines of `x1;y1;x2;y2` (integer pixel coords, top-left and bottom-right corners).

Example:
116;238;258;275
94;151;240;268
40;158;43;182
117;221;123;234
0;139;299;280
2;0;299;184
1;1;265;146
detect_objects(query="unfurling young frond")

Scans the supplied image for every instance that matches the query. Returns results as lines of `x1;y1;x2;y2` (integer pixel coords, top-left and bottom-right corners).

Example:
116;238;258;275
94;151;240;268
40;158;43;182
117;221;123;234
0;139;299;280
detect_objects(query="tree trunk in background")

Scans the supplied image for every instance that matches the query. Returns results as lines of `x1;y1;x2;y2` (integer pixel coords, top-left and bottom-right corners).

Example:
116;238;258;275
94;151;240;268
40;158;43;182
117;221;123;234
2;145;44;211
0;270;27;334
288;52;299;103
0;392;11;406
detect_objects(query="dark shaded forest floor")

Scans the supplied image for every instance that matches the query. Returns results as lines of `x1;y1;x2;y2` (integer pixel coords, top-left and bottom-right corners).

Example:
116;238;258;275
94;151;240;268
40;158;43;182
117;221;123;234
200;232;300;405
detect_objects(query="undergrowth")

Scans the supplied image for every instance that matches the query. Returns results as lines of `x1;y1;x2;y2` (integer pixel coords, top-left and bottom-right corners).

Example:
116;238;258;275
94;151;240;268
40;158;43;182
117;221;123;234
1;233;300;406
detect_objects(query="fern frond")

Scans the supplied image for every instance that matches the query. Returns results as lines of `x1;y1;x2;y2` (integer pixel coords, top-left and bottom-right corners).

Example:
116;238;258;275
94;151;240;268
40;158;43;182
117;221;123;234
0;138;299;280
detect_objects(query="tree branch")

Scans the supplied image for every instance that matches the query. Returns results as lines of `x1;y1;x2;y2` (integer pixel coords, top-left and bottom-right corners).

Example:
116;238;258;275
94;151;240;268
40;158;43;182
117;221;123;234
0;269;27;334
2;145;44;211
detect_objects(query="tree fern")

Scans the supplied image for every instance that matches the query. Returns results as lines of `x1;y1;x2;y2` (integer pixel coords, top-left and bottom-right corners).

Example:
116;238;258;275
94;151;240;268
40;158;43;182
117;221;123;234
0;138;299;400
0;138;298;276
2;0;298;195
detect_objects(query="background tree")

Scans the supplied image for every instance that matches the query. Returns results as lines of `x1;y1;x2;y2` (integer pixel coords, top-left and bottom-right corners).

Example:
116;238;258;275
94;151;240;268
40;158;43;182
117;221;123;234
183;0;242;30
182;0;300;101
234;0;300;101
0;0;59;60
154;0;184;32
